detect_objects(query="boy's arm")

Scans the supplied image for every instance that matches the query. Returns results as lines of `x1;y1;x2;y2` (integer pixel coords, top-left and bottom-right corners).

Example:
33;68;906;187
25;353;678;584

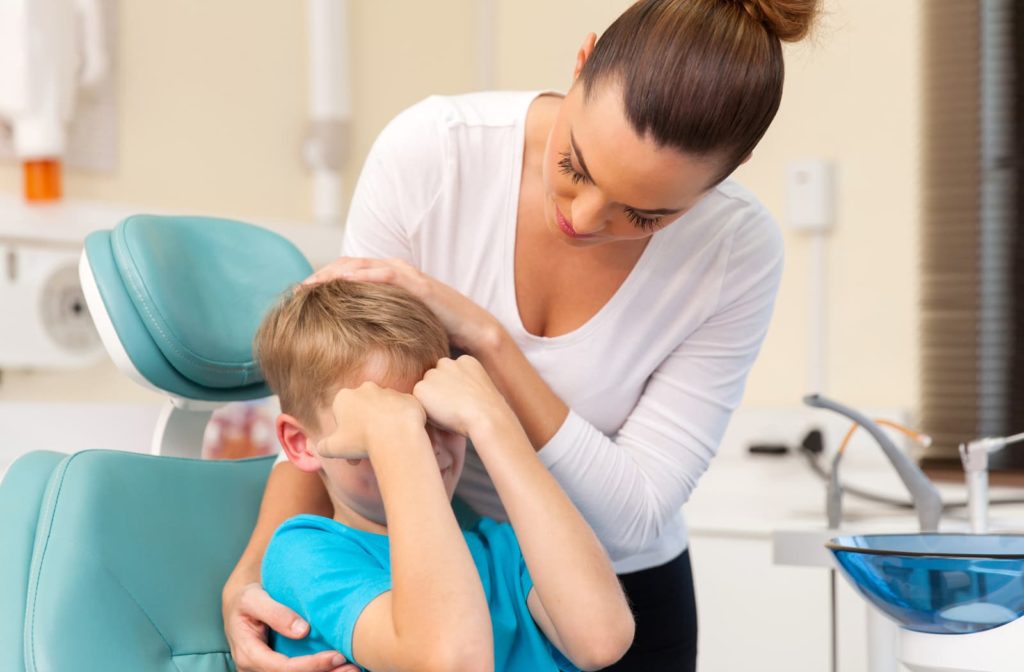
222;463;351;672
317;383;493;672
471;411;634;670
414;357;635;672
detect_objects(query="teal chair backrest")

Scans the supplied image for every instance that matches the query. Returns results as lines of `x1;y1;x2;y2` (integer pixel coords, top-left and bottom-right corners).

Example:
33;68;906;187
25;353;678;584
0;450;275;672
83;214;313;402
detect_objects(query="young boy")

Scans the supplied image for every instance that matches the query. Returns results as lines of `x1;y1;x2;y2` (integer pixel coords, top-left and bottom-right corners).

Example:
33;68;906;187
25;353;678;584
256;280;634;672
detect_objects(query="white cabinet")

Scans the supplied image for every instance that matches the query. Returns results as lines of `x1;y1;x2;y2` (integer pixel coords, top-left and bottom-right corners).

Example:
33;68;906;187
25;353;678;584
689;531;907;672
689;533;831;671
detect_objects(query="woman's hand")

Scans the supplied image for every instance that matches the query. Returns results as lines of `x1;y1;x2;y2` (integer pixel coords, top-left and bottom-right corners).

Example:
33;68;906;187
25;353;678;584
223;581;357;672
302;257;504;353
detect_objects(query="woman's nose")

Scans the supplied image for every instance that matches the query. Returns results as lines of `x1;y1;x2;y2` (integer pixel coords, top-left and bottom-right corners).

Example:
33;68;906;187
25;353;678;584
571;191;611;234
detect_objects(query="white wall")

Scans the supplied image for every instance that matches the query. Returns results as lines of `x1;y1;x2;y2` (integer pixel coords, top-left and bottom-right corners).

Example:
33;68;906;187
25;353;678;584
0;0;922;414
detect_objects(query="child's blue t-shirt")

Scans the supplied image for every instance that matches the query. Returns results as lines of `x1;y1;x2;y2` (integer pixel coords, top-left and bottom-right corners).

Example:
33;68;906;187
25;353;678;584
262;514;580;672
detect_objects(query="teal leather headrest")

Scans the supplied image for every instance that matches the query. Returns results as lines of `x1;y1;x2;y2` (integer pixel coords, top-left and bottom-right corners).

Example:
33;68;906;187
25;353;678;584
85;215;313;400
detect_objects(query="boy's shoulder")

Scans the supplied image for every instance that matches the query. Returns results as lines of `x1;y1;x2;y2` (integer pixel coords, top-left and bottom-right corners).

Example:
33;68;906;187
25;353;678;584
271;514;386;545
263;515;390;583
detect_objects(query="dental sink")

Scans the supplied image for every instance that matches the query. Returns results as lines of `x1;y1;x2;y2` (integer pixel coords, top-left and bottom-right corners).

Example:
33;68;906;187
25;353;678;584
829;533;1024;672
828;534;1024;634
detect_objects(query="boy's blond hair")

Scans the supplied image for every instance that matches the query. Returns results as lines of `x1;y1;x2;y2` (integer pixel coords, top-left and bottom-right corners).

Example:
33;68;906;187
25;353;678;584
255;280;449;431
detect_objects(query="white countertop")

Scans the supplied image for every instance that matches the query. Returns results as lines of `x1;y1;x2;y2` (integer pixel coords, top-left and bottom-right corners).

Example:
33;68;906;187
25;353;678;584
684;449;1024;541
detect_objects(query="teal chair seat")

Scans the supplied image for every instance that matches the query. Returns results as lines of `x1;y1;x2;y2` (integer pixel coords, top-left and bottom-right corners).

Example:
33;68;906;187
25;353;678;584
0;450;275;672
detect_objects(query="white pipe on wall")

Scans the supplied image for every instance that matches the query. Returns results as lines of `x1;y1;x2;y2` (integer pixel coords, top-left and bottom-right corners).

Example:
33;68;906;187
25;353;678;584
305;0;351;226
476;0;496;90
808;231;827;395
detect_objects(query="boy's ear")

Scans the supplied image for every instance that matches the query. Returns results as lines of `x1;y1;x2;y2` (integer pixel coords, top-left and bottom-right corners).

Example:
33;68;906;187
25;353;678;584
276;413;321;473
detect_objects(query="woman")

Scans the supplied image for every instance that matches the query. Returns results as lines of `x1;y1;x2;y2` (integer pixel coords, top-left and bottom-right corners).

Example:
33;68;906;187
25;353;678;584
223;1;818;670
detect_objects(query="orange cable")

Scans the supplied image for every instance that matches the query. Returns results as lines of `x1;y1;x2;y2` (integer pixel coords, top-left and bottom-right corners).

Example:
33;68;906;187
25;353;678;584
837;419;931;456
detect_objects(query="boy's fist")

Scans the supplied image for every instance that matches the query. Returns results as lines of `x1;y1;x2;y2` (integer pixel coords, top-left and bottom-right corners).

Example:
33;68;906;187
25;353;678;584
316;381;426;459
413;356;510;437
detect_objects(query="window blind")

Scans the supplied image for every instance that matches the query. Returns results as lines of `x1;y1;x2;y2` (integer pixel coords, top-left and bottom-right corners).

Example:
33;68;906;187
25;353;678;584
920;0;1021;468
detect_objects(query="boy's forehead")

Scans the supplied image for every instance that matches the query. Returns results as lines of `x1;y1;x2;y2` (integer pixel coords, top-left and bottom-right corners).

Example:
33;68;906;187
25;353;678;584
336;352;424;394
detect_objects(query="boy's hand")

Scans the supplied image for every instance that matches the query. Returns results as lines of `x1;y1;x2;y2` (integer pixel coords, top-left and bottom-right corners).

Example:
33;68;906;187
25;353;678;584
413;356;512;437
316;382;426;459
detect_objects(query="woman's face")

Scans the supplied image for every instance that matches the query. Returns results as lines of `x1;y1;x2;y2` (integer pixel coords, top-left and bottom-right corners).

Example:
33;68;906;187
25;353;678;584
540;81;721;248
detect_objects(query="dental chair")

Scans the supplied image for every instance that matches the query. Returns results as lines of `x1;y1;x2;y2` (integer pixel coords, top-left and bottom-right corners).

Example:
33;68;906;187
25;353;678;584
0;215;312;672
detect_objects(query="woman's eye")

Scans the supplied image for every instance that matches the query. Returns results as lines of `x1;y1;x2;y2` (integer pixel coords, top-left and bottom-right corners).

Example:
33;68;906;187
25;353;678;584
557;150;663;232
625;209;661;232
557;151;591;185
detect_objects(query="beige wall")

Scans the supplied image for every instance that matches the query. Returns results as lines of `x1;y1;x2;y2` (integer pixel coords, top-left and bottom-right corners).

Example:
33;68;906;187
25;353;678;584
0;0;921;412
739;0;922;409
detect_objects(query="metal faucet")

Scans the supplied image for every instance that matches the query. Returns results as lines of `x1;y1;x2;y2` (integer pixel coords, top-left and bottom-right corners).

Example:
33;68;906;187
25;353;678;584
803;394;943;532
960;432;1024;533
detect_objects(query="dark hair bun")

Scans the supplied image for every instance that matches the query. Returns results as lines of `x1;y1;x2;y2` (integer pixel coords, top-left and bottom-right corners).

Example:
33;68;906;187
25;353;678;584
740;0;819;42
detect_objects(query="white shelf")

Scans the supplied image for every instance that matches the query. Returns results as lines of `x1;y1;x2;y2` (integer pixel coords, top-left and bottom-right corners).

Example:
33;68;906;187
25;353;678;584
0;194;345;265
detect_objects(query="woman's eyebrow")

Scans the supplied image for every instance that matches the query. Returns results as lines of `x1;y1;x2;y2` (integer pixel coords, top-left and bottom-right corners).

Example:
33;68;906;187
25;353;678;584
570;129;684;216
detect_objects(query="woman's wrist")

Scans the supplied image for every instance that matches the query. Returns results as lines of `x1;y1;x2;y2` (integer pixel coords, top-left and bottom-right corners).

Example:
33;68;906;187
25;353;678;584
460;316;509;362
223;557;261;602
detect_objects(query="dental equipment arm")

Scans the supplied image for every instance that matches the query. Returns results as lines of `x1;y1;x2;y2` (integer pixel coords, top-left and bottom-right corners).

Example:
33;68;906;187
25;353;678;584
803;394;943;532
960;431;1024;534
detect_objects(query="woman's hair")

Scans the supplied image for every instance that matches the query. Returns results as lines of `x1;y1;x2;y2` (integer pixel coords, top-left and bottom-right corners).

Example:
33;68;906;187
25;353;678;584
255;280;449;431
579;0;820;186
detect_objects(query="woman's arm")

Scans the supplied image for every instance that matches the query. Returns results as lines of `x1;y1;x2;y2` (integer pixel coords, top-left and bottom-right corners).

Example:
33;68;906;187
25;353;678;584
324;214;783;561
310;89;782;561
222;462;351;672
479;224;784;560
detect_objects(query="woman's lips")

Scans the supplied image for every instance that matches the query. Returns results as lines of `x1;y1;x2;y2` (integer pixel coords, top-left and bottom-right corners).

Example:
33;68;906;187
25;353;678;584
556;206;591;238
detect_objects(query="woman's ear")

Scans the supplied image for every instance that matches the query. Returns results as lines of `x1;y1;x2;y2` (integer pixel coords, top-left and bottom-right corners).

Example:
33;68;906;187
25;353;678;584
276;413;321;473
572;32;598;82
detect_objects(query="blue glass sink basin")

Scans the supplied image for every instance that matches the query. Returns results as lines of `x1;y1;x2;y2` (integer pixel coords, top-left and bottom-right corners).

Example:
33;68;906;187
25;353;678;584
828;534;1024;634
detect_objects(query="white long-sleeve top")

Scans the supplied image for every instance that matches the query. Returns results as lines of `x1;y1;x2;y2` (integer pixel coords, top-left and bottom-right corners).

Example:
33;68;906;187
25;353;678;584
339;91;783;573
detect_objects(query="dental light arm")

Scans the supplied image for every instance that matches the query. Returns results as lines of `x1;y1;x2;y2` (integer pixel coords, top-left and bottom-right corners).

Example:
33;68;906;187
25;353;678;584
804;394;943;532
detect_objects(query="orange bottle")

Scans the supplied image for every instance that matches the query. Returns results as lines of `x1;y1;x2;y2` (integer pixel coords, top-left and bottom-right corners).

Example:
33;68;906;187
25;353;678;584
23;159;62;202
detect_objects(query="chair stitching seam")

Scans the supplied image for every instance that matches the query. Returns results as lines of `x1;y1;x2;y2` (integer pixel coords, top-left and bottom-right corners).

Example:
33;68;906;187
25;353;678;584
26;456;73;672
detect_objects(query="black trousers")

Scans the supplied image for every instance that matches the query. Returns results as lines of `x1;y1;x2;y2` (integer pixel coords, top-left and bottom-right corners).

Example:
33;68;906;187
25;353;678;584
599;550;698;672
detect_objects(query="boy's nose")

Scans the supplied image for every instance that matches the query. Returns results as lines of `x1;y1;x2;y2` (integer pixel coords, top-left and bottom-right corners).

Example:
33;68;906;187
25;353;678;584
425;425;443;453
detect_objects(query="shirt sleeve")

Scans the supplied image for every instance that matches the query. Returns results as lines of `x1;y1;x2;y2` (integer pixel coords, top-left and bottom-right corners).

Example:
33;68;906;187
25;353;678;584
341;97;449;262
262;522;391;663
537;215;784;561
